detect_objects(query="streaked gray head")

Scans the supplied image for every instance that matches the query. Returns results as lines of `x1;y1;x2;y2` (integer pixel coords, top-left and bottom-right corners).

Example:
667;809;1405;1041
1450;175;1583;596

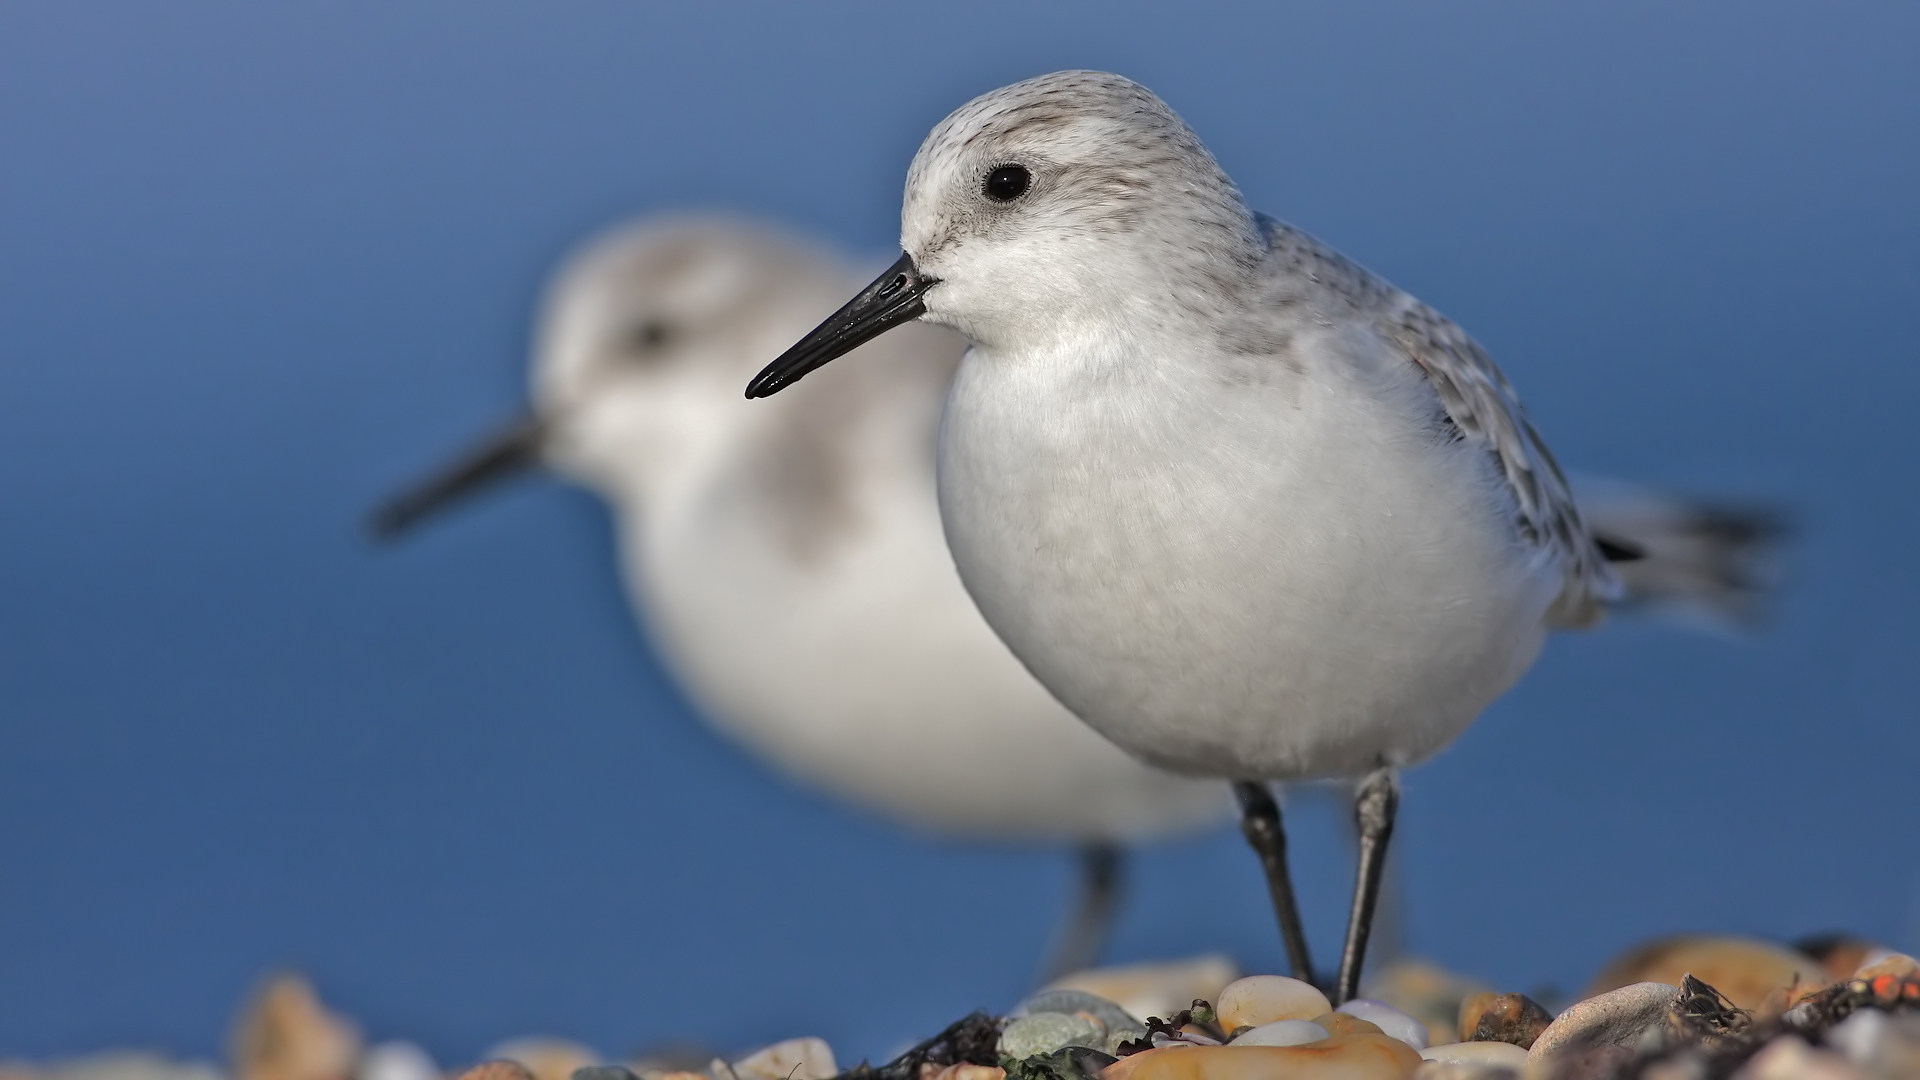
901;71;1265;347
743;72;1269;398
535;218;864;493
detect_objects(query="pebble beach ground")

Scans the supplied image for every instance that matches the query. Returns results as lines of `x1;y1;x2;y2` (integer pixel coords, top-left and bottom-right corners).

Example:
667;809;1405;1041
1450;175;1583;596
6;937;1914;1080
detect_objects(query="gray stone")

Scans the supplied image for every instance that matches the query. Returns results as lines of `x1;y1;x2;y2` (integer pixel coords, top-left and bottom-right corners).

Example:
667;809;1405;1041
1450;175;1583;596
570;1069;637;1080
1526;981;1679;1068
997;1014;1104;1061
1827;1008;1920;1076
1009;990;1142;1032
1006;989;1146;1056
1730;1036;1861;1080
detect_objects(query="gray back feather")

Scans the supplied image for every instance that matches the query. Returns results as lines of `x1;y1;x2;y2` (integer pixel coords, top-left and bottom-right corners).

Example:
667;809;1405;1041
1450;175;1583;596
1255;214;1621;623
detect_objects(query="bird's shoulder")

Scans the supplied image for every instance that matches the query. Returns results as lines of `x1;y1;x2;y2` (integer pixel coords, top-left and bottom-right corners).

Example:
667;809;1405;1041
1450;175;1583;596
1250;212;1619;619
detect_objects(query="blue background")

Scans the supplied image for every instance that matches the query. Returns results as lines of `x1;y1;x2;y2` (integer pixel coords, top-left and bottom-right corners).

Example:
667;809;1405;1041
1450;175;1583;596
2;0;1915;1068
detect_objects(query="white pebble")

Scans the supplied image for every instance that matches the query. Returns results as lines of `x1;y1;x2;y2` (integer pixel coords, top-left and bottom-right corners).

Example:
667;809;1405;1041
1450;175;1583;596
1228;1020;1329;1047
728;1038;838;1080
357;1043;437;1080
1826;1008;1889;1065
1337;999;1428;1049
1419;1041;1527;1067
357;1037;435;1080
1215;975;1332;1031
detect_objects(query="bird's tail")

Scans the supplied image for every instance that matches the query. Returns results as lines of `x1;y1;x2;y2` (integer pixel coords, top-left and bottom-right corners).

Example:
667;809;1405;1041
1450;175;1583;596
1572;476;1789;629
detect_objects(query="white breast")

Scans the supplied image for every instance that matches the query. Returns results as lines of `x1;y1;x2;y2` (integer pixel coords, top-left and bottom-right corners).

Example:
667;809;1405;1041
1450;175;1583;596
936;324;1563;781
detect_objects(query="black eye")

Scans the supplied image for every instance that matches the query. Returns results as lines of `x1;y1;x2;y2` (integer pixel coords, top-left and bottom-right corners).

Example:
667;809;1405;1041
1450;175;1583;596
984;164;1031;202
627;319;673;355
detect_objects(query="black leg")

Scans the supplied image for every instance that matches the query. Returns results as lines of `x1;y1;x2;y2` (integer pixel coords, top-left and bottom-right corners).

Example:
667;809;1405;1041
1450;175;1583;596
1335;767;1399;1005
1038;842;1125;985
1232;781;1314;984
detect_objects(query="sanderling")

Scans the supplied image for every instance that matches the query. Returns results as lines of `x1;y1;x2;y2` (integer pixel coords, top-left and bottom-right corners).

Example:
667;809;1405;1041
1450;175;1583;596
746;71;1779;1001
373;216;1231;980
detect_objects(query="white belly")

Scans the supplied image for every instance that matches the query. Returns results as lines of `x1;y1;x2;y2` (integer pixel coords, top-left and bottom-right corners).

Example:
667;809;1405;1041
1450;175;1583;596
937;333;1561;781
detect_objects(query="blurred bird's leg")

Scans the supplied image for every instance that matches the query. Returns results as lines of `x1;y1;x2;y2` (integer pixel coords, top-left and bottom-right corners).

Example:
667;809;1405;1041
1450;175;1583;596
1335;767;1399;1005
1234;781;1315;984
1039;842;1126;985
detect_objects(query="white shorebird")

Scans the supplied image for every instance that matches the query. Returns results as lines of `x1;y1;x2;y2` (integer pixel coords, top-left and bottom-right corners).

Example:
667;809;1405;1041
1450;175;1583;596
372;216;1232;979
745;71;1781;1002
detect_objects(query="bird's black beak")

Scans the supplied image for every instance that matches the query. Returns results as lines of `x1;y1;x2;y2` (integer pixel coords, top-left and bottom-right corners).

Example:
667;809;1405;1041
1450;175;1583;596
367;413;545;540
745;251;933;398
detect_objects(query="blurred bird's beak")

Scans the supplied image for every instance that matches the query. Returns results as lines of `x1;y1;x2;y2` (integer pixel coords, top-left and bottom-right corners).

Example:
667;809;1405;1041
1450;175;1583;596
367;413;545;540
745;252;933;398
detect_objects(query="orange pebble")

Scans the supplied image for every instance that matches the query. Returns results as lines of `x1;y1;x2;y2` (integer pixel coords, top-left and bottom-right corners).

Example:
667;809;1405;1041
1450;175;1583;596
1455;992;1497;1042
1854;953;1919;981
1101;1038;1420;1080
454;1065;536;1080
1307;1012;1384;1039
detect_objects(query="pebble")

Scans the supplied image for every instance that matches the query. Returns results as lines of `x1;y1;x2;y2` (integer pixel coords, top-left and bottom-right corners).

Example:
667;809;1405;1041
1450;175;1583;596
1148;1031;1220;1050
999;1014;1106;1060
356;1044;437;1080
1214;976;1332;1033
1525;981;1678;1068
1049;957;1238;1029
1854;952;1918;981
1365;961;1491;1050
1013;990;1143;1031
1311;1013;1384;1039
570;1069;636;1080
1418;1041;1525;1069
1224;1021;1327;1047
1826;1007;1920;1075
1826;1009;1890;1065
630;1055;723;1080
1337;1000;1428;1050
452;1064;535;1080
487;1042;600;1080
1730;1034;1862;1080
1099;1037;1423;1080
920;1067;1005;1080
1458;993;1551;1049
1584;936;1825;1011
1409;1063;1515;1080
0;1055;224;1080
230;975;361;1080
1455;994;1497;1043
721;1039;837;1080
1009;989;1145;1054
